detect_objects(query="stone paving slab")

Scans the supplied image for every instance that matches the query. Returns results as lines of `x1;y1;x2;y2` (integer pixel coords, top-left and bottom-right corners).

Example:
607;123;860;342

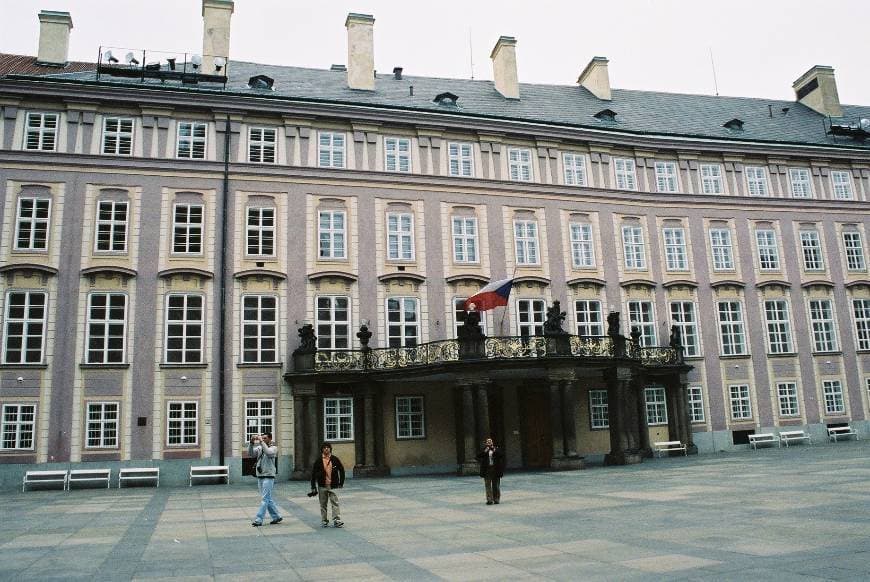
1;442;870;580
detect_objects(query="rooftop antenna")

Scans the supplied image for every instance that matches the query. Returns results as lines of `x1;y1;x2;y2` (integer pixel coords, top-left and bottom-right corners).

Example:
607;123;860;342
709;47;719;96
468;28;475;80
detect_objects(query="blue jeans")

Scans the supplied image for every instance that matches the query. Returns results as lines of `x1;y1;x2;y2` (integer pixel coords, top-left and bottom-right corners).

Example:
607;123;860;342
254;477;281;523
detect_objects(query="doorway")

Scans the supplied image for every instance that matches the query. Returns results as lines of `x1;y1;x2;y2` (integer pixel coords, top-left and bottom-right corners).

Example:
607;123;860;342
520;390;552;468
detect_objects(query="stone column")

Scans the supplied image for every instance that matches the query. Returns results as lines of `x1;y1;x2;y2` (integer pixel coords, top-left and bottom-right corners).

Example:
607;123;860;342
549;382;565;460
634;378;652;458
292;394;306;479
562;380;578;457
475;383;491;445
364;392;376;466
604;367;643;465
458;382;478;475
305;394;319;467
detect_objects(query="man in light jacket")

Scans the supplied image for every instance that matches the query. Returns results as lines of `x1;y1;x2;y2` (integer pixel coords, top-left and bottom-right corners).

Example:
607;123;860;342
249;432;283;526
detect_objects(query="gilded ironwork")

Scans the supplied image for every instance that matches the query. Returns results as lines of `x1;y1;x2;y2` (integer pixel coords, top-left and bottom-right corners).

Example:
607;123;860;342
485;336;549;359
314;350;364;372
569;335;614;357
639;347;680;365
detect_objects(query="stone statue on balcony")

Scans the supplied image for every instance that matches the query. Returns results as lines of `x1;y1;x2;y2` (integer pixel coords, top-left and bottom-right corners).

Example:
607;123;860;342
669;325;683;350
607;311;620;337
544;301;567;336
458;305;485;342
294;323;316;355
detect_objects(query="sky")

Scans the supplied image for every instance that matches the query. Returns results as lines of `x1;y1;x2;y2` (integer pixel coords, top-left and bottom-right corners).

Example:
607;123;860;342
2;0;869;105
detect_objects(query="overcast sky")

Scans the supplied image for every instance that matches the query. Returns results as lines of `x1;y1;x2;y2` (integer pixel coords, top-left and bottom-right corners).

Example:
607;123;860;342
3;0;869;105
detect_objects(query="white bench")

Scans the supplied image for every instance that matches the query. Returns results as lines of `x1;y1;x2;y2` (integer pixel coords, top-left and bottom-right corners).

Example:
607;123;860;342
779;430;811;447
653;441;687;457
67;468;111;490
22;470;68;492
118;467;160;488
828;426;859;442
748;432;779;450
189;465;229;486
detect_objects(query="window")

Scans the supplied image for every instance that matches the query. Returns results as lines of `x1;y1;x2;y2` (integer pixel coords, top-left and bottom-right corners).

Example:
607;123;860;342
508;148;533;182
575;300;603;336
246;207;275;256
453;298;487;338
24;112;58;151
172;203;203;255
448;142;474;177
3;291;47;364
318;210;346;260
589;390;609;429
517;299;546;337
569;223;595;268
248;127;277;163
176;122;207;159
763;299;793;354
563;153;587;186
452;217;478;263
729;385;752;420
755;229;780;271
318;131;345;168
324;397;353;441
670;301;700;357
788;168;812;198
1;404;35;449
854;299;870;351
165;294;203;364
245;399;274;441
241;295;277;363
622;225;646;270
387;297;419;348
86;293;127;364
808;299;838;352
709;228;734;271
777;382;799;417
14;198;51;251
614;158;637;190
387;212;414;261
102;117;133;156
396;396;425;439
654;161;678;193
663;227;688;271
823;380;845;414
316;296;350;350
745;166;768;196
688;386;705;423
514;220;540;266
717;301;746;356
167;401;198;446
94;200;128;253
86;402;119;448
843;232;866;271
800;230;824;271
628;300;656;347
645;386;667;425
384;137;411;173
831;170;854;200
700;164;723;195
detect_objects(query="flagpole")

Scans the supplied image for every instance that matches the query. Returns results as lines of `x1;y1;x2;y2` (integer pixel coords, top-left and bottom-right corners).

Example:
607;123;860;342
498;263;519;336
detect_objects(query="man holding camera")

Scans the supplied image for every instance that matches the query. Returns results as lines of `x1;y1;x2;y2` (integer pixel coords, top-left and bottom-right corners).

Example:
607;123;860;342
476;437;505;505
309;441;345;527
248;432;283;527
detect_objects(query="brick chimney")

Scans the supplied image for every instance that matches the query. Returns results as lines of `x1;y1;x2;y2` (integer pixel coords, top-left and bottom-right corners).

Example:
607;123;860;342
36;11;73;66
578;56;611;101
346;13;375;91
490;36;519;99
793;65;842;118
202;0;234;75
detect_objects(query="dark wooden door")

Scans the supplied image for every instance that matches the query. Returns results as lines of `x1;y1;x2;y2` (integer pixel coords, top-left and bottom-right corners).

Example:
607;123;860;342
521;391;552;468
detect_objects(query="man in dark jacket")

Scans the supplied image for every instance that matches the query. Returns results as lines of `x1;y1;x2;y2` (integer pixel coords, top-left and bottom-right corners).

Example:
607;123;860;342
309;441;345;527
476;437;505;505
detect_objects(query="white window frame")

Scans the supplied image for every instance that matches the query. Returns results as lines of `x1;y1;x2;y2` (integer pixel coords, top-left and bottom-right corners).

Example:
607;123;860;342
644;386;668;426
94;200;129;253
248;127;277;164
396;395;426;439
323;397;354;441
13;197;51;252
386;297;419;348
245;399;275;441
1;404;36;450
663;227;688;271
717;300;747;356
508;147;533;182
709;228;734;271
808;298;838;352
517;298;546;337
167;401;198;446
800;230;824;271
453;297;488;338
24;112;59;152
628;300;657;347
831;170;854;200
763;299;793;354
318;131;345;168
241;295;278;364
563;152;587;186
246;206;276;257
569;223;595;268
164;293;204;364
176;121;207;160
776;382;799;417
745;166;769;196
318;210;347;260
3;291;47;365
688;386;705;423
383;136;412;173
172;203;204;255
86;401;119;449
622;225;647;270
575;300;603;337
614;158;637;191
589;389;609;429
843;231;866;272
729;384;752;420
670;301;700;357
823;380;845;415
699;164;724;195
452;216;479;264
514;220;540;266
315;295;351;351
755;229;780;271
102;117;134;156
387;212;415;261
788;168;813;198
447;142;474;177
853;298;870;351
85;293;128;364
654;161;679;193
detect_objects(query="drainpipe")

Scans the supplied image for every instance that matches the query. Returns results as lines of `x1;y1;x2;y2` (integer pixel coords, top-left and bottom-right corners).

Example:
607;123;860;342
218;114;231;464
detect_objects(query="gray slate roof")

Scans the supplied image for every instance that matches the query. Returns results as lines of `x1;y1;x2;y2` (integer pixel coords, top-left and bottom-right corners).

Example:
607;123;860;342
11;58;870;150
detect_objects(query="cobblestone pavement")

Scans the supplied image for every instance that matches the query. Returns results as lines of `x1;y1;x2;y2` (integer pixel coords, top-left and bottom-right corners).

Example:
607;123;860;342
2;442;870;581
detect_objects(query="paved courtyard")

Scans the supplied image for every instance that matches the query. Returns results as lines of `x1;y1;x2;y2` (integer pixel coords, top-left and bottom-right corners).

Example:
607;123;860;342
2;442;870;581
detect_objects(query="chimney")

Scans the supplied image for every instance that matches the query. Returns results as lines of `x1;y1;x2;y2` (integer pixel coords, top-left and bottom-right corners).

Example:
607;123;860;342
346;13;375;91
578;56;611;101
490;36;519;99
36;11;73;66
793;65;842;118
202;0;234;75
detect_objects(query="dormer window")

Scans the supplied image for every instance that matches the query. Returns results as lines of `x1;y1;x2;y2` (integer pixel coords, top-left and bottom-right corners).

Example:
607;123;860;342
247;75;274;90
594;109;617;122
434;92;459;106
723;118;744;131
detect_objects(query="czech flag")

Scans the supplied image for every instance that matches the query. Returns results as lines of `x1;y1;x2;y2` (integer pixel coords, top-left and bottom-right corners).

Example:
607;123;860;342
464;278;514;312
